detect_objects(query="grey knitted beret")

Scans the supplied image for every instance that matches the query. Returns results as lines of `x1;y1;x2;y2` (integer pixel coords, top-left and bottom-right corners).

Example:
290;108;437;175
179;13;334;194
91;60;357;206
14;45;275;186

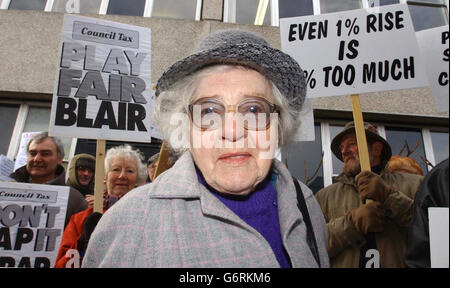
155;29;307;111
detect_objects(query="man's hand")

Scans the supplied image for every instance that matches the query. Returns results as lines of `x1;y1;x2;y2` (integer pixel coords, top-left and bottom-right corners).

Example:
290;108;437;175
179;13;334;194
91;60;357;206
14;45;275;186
346;202;385;235
85;194;94;208
356;171;393;204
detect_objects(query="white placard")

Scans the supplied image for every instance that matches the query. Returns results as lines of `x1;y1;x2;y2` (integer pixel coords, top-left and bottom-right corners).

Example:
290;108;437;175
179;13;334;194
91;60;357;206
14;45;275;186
49;14;153;142
429;207;449;268
0;182;69;268
13;132;42;172
0;154;14;180
416;25;449;112
280;4;428;98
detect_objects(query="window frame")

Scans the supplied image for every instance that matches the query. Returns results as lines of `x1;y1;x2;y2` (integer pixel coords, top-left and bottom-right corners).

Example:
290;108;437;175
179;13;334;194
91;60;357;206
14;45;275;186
280;116;448;190
222;0;449;27
319;120;448;183
224;0;280;26
0;100;76;163
400;0;449;30
102;0;203;20
1;0;203;20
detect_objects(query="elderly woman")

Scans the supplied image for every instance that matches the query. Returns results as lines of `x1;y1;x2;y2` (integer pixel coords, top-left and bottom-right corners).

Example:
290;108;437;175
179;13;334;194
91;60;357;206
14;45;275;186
83;29;329;268
55;144;147;268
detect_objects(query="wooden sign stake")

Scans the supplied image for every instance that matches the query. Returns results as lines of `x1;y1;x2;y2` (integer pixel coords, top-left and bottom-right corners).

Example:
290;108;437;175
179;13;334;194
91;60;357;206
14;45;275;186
153;141;170;179
350;94;376;208
350;94;371;172
93;139;106;214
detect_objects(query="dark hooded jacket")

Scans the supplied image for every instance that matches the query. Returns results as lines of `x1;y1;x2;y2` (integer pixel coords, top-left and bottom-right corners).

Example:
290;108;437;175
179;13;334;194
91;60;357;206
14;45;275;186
10;164;88;228
405;158;449;268
67;154;95;197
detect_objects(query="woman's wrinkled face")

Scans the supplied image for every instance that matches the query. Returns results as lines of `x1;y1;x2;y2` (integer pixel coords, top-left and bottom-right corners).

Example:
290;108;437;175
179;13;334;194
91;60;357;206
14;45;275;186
106;157;138;198
189;68;278;196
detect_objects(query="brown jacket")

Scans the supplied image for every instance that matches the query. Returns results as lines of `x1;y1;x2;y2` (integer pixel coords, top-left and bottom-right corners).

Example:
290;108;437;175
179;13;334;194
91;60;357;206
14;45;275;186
315;170;423;268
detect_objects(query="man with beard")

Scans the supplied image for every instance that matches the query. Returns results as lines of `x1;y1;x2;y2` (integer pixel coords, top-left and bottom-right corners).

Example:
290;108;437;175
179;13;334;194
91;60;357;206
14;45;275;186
315;122;423;268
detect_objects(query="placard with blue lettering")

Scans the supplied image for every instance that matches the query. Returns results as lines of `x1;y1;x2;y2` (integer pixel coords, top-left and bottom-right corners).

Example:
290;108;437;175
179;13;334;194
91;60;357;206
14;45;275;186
280;4;429;98
49;14;152;142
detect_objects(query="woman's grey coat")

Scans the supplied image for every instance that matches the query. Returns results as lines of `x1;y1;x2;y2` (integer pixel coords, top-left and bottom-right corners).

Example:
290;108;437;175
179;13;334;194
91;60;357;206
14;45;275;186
82;152;329;268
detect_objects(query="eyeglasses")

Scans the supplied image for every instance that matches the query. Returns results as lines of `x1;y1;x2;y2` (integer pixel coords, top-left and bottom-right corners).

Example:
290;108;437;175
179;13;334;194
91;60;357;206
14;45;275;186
188;97;279;131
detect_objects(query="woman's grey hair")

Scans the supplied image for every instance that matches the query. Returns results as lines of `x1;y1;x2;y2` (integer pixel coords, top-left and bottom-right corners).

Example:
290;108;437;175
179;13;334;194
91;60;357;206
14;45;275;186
105;144;147;185
27;132;65;159
152;65;301;154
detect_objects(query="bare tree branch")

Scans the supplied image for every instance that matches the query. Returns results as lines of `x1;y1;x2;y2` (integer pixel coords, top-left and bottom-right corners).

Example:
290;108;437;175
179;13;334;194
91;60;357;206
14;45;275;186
420;155;435;169
407;138;421;157
397;138;421;157
398;140;408;156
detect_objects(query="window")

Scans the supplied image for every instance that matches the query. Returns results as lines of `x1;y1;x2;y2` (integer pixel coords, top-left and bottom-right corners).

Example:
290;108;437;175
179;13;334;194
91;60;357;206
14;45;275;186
22;106;72;161
376;0;400;5
1;0;202;20
431;131;449;164
224;0;278;26
279;0;314;18
152;0;200;21
106;0;146;16
282;123;324;193
100;0;202;20
406;0;449;31
7;0;46;10
330;124;345;175
22;106;51;134
237;0;270;25
2;103;73;162
51;0;101;14
225;0;448;30
281;119;448;190
320;0;363;14
384;127;428;173
0;104;19;156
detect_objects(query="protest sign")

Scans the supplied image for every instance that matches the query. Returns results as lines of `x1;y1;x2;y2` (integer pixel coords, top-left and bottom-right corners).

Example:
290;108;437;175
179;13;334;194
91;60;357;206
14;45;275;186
280;4;428;98
0;155;14;181
416;25;449;113
49;14;153;142
429;207;449;268
0;182;69;268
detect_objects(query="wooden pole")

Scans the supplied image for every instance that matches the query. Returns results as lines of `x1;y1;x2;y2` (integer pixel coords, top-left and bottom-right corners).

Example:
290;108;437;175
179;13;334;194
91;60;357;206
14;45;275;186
93;139;106;214
153;141;170;179
350;94;375;208
350;94;371;172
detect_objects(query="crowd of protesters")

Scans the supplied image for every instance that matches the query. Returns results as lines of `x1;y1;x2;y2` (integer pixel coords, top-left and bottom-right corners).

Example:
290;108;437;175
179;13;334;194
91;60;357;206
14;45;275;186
1;29;447;269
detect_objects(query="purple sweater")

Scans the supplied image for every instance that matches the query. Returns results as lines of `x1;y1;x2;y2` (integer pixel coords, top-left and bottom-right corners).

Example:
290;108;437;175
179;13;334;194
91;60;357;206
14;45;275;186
197;169;291;268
